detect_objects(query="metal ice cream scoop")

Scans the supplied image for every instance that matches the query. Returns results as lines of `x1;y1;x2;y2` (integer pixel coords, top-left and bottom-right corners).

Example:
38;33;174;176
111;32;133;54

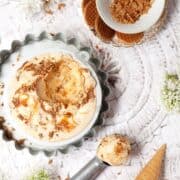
71;134;131;180
71;157;108;180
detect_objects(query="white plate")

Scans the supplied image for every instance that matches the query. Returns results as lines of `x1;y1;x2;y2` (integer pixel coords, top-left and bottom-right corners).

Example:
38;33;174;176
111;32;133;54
96;0;166;34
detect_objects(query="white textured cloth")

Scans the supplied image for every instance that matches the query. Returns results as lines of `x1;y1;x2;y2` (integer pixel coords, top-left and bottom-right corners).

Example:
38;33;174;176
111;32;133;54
0;0;180;179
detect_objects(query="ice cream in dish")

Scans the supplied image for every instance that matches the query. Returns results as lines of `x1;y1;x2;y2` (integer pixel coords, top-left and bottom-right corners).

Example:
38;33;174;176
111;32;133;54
8;54;97;142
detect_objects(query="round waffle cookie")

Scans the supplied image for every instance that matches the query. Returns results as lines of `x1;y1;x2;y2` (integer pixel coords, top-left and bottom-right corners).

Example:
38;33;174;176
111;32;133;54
95;16;115;42
82;0;168;46
83;0;98;29
115;32;144;45
82;0;92;12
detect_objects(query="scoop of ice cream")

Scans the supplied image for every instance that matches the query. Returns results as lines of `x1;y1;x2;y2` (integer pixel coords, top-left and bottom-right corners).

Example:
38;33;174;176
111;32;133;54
35;56;95;107
96;134;131;166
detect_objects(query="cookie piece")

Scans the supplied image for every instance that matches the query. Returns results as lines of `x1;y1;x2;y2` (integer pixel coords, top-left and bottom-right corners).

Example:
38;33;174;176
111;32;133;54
83;0;98;28
95;16;115;42
96;134;131;166
136;144;166;180
116;32;144;45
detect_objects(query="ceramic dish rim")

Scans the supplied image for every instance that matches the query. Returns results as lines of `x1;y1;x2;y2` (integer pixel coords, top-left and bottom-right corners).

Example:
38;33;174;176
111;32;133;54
96;0;166;34
0;32;110;154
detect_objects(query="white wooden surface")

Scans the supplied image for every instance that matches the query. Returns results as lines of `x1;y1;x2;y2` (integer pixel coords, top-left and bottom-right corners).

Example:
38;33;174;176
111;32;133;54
0;0;180;179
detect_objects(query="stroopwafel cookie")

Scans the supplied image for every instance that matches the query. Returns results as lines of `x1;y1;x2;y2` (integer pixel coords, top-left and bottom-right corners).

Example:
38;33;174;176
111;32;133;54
82;0;91;12
115;32;144;45
83;0;98;29
95;16;115;42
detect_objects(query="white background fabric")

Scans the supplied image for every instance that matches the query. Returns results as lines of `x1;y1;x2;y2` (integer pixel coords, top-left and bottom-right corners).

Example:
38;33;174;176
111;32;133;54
0;0;180;179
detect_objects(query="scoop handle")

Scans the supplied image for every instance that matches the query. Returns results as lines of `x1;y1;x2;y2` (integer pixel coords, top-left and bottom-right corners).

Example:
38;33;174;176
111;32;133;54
71;157;107;180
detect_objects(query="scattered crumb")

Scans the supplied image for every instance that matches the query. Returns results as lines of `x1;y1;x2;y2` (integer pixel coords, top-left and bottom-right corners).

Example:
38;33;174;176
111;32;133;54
65;174;70;180
50;32;55;36
0;82;4;96
48;159;53;164
43;0;53;15
16;52;21;62
38;133;43;138
16;139;25;146
42;1;65;14
57;176;61;180
0;82;4;88
43;0;51;4
4;127;13;139
0;116;5;123
58;3;66;10
44;7;53;14
48;131;54;138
